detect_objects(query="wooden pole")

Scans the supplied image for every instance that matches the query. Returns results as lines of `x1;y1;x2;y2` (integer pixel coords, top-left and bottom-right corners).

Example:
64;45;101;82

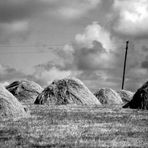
122;41;129;90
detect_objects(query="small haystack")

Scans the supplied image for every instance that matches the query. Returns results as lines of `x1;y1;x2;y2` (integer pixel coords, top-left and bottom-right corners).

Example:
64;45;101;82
123;81;148;110
0;85;29;119
6;80;43;103
117;90;134;103
34;77;101;106
94;88;123;105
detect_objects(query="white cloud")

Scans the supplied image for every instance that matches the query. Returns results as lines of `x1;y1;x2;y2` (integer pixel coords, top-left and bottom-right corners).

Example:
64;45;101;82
61;22;117;72
0;21;29;33
0;64;6;74
95;71;108;81
113;0;148;38
0;81;9;87
63;44;75;53
35;67;71;84
73;22;117;70
75;22;115;51
9;21;29;32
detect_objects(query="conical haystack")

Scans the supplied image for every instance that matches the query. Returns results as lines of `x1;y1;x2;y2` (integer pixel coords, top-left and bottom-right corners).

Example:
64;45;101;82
34;77;101;106
123;81;148;110
116;90;134;103
0;85;29;119
94;88;123;105
6;80;43;103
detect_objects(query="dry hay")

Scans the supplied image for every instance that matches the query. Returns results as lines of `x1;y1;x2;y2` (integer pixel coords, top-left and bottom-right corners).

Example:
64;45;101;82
6;80;43;103
116;90;134;104
0;85;29;119
123;81;148;110
34;77;101;106
94;88;123;105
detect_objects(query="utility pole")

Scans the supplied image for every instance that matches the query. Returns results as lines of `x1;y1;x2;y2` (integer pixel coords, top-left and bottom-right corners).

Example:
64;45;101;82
122;41;129;90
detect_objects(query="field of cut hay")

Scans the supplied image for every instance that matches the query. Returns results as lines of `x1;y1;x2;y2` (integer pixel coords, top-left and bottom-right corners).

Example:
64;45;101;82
0;104;148;147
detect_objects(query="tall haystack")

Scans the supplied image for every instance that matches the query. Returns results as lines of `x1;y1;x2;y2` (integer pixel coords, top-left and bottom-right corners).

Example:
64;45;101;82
123;81;148;110
0;85;29;119
94;88;123;105
116;90;134;104
6;80;43;103
34;77;101;106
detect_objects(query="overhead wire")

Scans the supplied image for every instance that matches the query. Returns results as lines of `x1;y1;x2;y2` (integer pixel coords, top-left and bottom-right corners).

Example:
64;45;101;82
0;44;65;54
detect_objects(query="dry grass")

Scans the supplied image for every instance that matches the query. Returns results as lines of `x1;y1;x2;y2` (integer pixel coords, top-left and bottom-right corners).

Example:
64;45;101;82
0;103;148;147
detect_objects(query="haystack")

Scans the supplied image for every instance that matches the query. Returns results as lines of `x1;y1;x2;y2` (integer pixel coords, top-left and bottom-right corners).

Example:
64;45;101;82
0;85;29;119
94;88;123;105
6;80;43;103
116;90;134;103
123;81;148;110
34;77;101;106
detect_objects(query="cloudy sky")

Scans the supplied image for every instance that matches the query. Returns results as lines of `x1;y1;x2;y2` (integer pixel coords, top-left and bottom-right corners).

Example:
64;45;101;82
0;0;148;92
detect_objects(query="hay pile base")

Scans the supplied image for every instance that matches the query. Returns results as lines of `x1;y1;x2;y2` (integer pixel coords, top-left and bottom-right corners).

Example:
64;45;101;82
34;77;101;106
6;80;43;103
94;88;123;105
0;85;29;120
123;81;148;110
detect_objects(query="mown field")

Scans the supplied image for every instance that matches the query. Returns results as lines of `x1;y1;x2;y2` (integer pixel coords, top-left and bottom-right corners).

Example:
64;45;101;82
0;104;148;147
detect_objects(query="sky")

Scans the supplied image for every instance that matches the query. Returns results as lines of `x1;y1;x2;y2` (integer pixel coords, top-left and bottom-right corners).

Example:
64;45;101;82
0;0;148;92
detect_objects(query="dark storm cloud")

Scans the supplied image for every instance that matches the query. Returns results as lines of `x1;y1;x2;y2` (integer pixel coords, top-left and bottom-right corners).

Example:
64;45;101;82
0;0;51;23
142;46;148;52
34;61;63;71
0;0;53;42
0;0;101;23
0;65;26;81
141;61;148;69
73;41;106;70
0;64;47;87
141;54;148;69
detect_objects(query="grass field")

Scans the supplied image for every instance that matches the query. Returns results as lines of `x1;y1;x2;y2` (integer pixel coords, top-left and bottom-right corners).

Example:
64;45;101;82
0;104;148;147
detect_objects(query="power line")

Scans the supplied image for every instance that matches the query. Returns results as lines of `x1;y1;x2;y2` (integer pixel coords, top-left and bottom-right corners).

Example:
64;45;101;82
0;50;59;54
0;44;64;47
0;51;50;54
0;44;65;54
